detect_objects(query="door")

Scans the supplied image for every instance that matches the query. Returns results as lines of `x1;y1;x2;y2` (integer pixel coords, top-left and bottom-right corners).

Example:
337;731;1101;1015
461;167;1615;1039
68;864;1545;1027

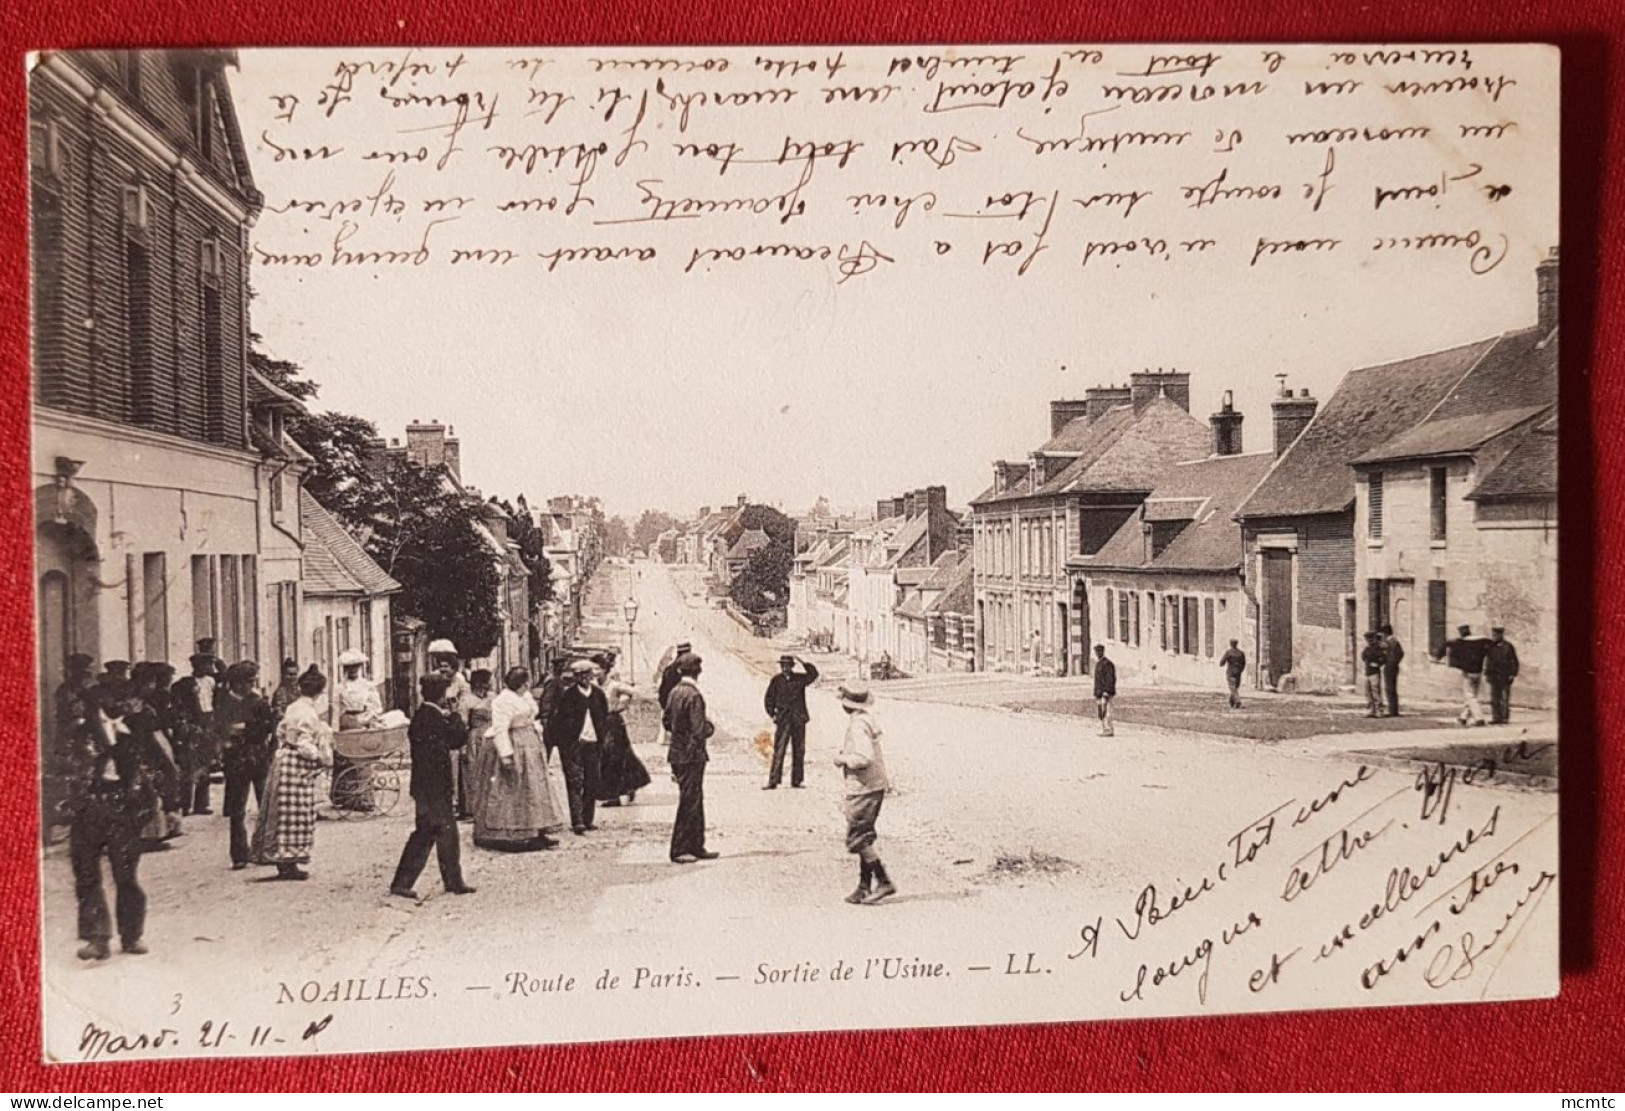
1388;581;1414;664
1262;550;1294;686
39;570;69;746
1056;601;1069;677
1345;597;1359;685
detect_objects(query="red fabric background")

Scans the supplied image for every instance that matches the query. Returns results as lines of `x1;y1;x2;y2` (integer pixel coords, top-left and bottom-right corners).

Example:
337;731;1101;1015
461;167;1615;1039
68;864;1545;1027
1;0;1619;1092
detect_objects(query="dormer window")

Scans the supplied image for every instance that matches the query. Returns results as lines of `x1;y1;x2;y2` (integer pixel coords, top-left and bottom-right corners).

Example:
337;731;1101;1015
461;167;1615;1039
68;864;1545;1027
31;118;66;183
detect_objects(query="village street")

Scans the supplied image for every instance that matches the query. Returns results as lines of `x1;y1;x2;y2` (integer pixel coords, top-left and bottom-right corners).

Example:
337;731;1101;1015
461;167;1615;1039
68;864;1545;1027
41;560;1560;1054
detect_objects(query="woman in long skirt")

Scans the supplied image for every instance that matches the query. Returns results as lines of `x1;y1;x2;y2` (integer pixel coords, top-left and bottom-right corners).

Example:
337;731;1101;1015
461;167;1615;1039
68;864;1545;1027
459;670;493;821
331;650;383;812
253;667;334;880
473;667;562;852
594;655;650;807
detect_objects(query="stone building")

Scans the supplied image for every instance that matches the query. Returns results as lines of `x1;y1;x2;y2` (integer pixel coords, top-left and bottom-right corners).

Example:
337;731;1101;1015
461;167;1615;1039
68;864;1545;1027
1351;250;1558;706
1083;395;1273;688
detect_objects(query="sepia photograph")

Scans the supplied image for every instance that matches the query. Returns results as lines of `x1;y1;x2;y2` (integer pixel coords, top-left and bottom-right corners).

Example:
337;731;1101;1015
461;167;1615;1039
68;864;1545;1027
28;42;1560;1063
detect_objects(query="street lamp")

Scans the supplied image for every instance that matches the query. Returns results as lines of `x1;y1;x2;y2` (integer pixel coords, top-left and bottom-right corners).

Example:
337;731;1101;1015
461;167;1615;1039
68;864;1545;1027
623;597;640;682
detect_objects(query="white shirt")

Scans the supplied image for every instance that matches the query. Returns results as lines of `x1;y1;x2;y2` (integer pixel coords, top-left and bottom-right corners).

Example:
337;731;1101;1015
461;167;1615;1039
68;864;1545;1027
487;688;539;760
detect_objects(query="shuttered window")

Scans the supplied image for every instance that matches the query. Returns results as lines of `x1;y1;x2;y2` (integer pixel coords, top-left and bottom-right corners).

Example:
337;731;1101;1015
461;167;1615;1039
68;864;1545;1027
1204;598;1216;657
1368;473;1385;538
1430;467;1448;541
1183;597;1200;655
1106;589;1116;640
1428;580;1448;658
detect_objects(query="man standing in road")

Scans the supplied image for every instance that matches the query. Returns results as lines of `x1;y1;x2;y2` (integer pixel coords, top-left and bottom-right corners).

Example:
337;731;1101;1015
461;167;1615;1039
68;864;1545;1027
1218;639;1247;709
657;641;691;746
763;654;819;790
1437;624;1488;727
550;659;610;834
1093;644;1116;737
665;652;718;863
1380;624;1405;717
536;656;568;755
1361;631;1387;718
1484;627;1521;724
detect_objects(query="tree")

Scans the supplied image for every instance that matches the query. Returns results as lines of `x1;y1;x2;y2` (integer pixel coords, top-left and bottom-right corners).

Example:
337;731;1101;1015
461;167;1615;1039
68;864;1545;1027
496;497;554;604
385;490;505;660
604;515;632;557
727;504;795;614
633;509;683;553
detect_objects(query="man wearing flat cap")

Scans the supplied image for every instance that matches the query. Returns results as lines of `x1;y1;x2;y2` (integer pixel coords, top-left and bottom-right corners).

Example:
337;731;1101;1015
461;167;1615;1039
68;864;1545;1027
657;641;692;747
550;658;611;834
664;652;718;863
762;654;818;790
1484;626;1521;724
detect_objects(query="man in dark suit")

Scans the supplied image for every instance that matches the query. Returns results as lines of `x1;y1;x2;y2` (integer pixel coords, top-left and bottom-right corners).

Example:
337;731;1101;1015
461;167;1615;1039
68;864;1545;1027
665;653;717;863
391;675;474;898
1093;644;1117;737
215;662;275;870
550;659;610;834
1484;627;1521;724
1380;623;1405;717
535;656;568;754
763;654;819;789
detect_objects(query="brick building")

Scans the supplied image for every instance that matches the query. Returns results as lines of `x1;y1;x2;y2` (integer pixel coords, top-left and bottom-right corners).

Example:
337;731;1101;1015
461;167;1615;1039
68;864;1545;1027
972;372;1210;675
31;50;285;735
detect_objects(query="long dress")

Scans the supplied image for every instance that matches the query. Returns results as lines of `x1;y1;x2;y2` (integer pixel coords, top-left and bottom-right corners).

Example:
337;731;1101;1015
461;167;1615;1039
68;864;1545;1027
253;698;334;865
461;694;493;821
474;688;564;848
332;677;383;810
596;677;651;801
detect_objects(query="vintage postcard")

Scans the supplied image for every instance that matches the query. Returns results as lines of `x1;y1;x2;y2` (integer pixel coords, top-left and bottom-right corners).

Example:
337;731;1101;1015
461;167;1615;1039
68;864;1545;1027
30;43;1560;1063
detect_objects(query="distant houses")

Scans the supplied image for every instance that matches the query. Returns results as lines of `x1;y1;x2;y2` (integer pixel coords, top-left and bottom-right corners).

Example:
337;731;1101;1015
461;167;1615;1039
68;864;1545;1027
773;253;1556;708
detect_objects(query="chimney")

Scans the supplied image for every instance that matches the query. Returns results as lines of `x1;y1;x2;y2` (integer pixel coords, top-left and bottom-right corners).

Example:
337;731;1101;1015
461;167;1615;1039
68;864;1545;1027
737;493;748;508
482;500;510;546
876;498;894;519
891;496;907;519
1049;399;1091;437
443;433;462;483
1085;385;1134;423
1272;380;1319;457
405;419;447;470
903;491;919;519
1129;370;1191;414
698;505;711;519
1211;390;1244;456
924;485;953;559
1537;246;1559;332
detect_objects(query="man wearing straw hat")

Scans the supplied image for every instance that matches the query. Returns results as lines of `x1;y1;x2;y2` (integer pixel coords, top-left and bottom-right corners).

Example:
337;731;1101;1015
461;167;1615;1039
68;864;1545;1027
833;678;896;906
762;653;819;790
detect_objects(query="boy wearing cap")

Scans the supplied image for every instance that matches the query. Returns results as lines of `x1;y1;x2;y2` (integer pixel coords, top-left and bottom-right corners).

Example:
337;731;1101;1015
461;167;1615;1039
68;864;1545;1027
833;680;895;905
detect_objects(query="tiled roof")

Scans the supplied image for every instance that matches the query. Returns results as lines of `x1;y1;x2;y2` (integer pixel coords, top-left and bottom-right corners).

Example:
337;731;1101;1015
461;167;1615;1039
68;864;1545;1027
925;559;975;615
1470;420;1558;500
300;491;401;597
726;528;770;559
972;399;1209;506
1038;406;1128;453
247;369;306;411
884;515;930;564
922;550;963;590
895;567;934;587
1237;337;1497;519
1091;451;1276;573
895;593;929;620
1353;406;1548;465
814;539;851;569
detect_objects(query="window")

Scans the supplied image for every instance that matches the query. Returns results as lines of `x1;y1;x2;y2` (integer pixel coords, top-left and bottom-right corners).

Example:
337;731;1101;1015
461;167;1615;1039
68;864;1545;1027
1168;595;1180;653
275;582;299;666
220;556;241;661
1183;597;1200;655
1119;591;1131;644
271;469;285;515
1428;580;1448;658
191;555;216;644
1430;467;1448;541
202;285;225;443
336;617;353;653
1132;593;1141;647
1106;589;1116;640
122;182;151;233
142;553;168;663
118;51;143;97
1368;472;1384;539
1204;598;1216;657
243;556;259;663
125;239;155;425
